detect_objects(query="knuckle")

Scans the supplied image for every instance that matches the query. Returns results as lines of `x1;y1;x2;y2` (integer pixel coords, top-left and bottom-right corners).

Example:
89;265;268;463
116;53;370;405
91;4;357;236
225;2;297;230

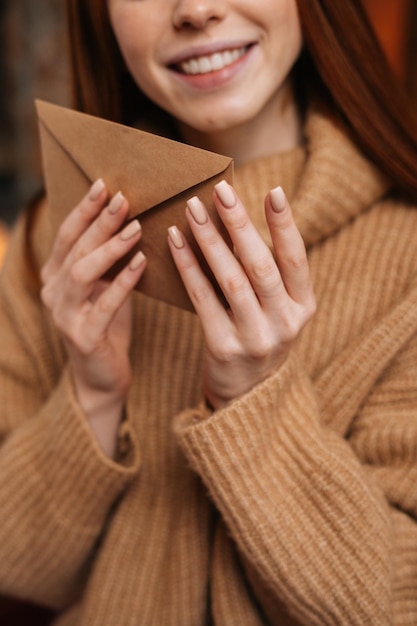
249;255;276;282
274;212;293;232
280;315;301;343
228;211;249;232
222;271;247;297
200;231;219;248
69;262;87;286
79;197;96;219
282;251;307;274
55;221;75;249
211;338;241;364
96;295;116;316
190;283;213;307
40;284;52;309
95;213;111;236
248;335;275;360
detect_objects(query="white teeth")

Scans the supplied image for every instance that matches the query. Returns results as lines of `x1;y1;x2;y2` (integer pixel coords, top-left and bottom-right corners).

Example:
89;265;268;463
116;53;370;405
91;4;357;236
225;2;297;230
179;47;247;75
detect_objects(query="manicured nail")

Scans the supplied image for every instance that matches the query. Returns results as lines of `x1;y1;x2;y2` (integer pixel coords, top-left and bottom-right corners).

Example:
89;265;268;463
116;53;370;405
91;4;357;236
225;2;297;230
89;178;105;201
168;226;185;249
214;180;236;208
129;250;145;271
187;196;208;225
108;191;124;215
270;186;286;212
120;220;141;241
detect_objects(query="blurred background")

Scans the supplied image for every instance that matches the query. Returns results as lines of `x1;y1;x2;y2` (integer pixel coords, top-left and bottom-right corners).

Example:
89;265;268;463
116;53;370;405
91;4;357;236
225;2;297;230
0;0;416;263
0;0;416;624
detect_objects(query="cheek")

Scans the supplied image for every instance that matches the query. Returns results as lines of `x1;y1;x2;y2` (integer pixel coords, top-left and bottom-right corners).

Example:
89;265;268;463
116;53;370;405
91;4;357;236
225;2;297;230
108;10;154;81
264;0;302;49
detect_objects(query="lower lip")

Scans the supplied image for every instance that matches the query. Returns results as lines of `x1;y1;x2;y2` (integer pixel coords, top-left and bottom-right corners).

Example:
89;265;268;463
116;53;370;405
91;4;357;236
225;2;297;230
170;45;256;91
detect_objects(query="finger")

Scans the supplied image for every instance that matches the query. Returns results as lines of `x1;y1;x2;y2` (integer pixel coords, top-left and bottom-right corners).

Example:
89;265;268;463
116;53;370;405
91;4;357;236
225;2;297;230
184;196;262;327
266;187;314;305
167;225;234;337
43;218;142;323
85;249;147;339
70;190;129;264
42;179;108;281
70;219;142;287
212;181;288;311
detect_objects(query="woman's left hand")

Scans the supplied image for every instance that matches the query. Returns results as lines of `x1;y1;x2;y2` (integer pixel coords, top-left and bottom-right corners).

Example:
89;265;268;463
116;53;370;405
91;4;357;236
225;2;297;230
168;181;316;410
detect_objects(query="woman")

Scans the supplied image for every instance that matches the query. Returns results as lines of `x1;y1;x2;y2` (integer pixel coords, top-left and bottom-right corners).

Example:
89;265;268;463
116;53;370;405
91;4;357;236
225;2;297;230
0;0;417;624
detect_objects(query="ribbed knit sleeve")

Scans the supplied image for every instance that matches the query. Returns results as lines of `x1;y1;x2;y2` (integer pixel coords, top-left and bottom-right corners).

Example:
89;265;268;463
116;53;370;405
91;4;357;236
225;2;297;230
175;352;395;626
0;210;140;609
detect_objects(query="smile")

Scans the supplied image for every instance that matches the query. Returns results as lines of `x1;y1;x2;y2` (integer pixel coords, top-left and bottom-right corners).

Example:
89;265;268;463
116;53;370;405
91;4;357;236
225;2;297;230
177;46;250;76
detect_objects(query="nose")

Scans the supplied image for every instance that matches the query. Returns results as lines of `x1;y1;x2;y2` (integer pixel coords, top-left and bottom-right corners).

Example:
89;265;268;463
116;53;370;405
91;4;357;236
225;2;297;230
172;0;226;30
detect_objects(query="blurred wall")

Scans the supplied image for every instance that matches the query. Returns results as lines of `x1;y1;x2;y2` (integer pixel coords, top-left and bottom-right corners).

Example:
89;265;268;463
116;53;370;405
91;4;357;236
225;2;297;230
0;0;69;226
362;0;416;89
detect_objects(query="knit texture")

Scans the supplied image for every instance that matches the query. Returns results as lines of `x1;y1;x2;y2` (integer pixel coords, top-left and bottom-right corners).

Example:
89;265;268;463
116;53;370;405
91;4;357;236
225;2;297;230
0;107;417;625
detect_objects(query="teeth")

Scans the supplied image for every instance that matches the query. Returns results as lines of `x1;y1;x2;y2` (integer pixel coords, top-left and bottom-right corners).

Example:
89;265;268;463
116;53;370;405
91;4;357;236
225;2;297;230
179;47;247;75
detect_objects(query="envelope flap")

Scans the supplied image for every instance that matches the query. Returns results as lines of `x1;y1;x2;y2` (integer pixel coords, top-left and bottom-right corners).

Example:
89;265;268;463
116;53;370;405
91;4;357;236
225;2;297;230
35;99;233;214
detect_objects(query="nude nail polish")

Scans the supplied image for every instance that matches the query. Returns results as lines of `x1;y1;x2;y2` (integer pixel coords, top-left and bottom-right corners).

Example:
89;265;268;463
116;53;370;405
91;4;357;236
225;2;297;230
270;186;286;212
89;178;105;201
129;251;145;271
214;180;236;208
120;220;141;241
168;226;185;249
187;196;208;225
108;192;124;215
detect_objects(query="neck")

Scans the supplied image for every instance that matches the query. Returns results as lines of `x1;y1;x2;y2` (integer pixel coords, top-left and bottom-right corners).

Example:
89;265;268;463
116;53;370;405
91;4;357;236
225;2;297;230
176;81;303;165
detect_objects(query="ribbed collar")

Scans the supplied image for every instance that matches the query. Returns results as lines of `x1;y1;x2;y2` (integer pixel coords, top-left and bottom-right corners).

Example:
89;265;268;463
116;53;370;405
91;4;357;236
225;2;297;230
234;106;390;247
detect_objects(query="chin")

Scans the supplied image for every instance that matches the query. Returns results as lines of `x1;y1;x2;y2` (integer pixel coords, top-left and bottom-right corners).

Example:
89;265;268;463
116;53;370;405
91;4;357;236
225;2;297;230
181;108;258;134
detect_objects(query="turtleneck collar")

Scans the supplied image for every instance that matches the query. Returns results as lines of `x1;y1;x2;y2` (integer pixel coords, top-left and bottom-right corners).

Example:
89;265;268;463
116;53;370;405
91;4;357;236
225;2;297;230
234;105;390;248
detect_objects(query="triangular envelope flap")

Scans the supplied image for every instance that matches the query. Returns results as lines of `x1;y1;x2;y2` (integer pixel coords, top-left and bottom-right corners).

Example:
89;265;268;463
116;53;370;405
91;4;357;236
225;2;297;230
36;99;232;215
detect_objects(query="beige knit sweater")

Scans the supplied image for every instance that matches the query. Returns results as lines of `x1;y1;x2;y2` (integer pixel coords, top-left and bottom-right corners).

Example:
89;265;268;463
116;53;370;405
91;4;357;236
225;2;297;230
0;108;417;626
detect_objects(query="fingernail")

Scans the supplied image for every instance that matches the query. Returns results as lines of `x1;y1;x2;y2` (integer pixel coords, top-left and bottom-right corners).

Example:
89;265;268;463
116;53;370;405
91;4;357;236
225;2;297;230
215;180;236;208
89;178;105;201
187;196;207;225
120;220;141;241
168;226;185;249
270;186;286;212
129;250;145;271
108;191;124;215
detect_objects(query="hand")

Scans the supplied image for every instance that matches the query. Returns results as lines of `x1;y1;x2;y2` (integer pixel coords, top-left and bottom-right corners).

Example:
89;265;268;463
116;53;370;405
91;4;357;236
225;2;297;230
168;181;316;410
41;179;146;454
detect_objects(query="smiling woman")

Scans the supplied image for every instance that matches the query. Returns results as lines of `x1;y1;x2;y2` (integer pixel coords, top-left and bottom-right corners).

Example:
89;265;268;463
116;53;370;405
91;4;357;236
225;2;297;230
107;0;303;156
1;1;417;625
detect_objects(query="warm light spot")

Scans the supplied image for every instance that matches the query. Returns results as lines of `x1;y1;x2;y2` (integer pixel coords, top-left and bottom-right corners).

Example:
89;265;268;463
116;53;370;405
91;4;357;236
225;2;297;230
0;223;8;267
362;0;411;80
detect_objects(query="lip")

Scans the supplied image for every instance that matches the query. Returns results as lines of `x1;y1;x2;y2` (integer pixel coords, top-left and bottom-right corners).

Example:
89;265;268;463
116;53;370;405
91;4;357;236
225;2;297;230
167;42;258;91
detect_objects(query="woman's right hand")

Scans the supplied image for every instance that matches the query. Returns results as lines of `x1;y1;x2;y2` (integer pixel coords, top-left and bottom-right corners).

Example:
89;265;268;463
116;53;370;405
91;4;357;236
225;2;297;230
40;179;146;456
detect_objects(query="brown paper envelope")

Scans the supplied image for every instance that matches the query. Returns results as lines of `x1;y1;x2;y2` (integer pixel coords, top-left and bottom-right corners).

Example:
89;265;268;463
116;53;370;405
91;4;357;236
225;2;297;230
35;99;234;312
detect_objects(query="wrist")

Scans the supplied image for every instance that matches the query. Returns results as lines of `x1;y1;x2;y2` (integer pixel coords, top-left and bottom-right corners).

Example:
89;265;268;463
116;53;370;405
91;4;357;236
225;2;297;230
72;375;128;459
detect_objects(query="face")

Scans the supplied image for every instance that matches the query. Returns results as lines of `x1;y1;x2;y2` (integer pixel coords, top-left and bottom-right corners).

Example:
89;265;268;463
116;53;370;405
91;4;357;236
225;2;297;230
107;0;302;139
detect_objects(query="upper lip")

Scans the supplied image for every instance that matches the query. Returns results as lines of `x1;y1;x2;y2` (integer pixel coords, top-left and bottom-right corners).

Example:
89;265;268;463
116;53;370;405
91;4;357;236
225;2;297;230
166;40;255;67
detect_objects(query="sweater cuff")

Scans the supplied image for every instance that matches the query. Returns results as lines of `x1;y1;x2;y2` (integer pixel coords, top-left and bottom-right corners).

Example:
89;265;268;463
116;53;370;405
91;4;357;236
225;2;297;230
10;368;141;532
174;352;318;482
176;349;306;427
